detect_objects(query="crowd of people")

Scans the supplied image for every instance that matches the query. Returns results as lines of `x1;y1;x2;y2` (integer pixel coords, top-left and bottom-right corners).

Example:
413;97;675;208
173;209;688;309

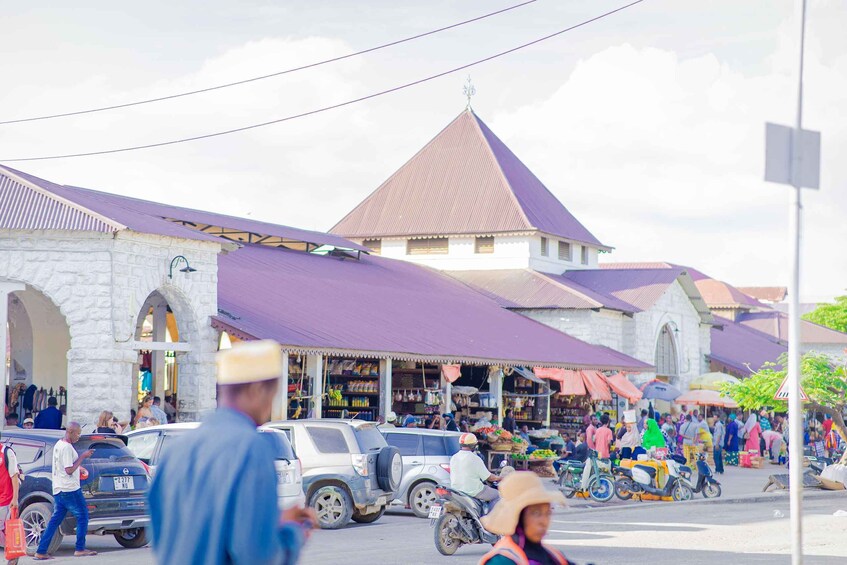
552;406;843;469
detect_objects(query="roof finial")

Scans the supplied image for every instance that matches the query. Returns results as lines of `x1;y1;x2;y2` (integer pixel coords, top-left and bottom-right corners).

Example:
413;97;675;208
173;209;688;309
462;75;476;110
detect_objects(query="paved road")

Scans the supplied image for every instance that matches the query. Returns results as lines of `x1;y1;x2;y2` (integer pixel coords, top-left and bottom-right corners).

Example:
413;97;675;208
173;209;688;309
23;471;847;564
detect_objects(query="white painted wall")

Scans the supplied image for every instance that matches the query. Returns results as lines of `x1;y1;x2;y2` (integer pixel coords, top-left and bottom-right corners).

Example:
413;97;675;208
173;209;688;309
377;233;600;273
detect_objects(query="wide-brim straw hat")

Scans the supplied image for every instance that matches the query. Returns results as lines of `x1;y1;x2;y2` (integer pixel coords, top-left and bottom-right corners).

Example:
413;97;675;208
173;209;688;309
216;339;283;385
480;471;567;535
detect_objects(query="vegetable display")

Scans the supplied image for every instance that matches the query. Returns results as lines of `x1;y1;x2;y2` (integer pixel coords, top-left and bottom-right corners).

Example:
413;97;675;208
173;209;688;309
529;449;558;460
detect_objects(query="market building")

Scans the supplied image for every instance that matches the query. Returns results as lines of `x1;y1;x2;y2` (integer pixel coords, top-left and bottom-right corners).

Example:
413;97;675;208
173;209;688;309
331;110;715;421
0;164;649;428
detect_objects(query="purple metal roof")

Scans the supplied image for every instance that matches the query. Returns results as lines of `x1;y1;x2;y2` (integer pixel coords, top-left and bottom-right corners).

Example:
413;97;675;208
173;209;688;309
709;319;787;375
0;170;116;232
446;269;639;313
737;311;847;345
561;268;686;311
0;165;366;251
214;244;651;370
331;110;605;247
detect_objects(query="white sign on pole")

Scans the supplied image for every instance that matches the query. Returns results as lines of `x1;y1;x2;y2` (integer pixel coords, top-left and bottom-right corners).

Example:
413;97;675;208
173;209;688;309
774;375;809;401
765;122;821;189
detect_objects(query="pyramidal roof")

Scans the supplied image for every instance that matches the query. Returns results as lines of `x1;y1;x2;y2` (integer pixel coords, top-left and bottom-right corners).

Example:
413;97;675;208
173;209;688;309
331;110;606;248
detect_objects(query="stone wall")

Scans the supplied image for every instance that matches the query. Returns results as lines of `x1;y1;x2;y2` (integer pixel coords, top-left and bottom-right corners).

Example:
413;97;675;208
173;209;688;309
0;229;220;426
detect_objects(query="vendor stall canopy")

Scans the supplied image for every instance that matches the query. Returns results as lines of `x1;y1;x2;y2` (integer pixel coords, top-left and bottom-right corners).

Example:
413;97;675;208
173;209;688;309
0;165;651;372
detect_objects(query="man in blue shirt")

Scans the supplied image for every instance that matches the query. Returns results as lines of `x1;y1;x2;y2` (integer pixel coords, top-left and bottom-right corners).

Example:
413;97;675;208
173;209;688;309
34;397;63;429
148;340;314;565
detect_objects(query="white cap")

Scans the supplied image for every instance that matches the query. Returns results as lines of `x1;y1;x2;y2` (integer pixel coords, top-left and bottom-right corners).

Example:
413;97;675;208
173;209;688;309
216;340;283;385
387;412;397;423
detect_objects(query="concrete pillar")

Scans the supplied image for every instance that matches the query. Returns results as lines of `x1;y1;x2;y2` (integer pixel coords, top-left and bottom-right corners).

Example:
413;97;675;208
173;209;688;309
0;282;25;421
272;352;289;421
307;355;323;418
379;358;393;421
151;299;168;398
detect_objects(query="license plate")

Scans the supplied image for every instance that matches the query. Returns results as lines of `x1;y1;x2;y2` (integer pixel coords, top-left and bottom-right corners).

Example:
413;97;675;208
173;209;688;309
113;476;135;491
428;504;442;519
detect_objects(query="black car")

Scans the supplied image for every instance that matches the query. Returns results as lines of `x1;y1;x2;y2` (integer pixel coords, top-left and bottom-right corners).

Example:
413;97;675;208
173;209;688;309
1;430;150;554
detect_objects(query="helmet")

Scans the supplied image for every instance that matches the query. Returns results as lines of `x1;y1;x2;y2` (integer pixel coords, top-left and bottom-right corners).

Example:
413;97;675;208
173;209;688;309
459;433;478;447
386;412;397;423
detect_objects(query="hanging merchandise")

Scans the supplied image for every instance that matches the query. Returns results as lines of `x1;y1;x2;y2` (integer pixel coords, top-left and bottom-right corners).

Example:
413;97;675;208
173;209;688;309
139;369;152;393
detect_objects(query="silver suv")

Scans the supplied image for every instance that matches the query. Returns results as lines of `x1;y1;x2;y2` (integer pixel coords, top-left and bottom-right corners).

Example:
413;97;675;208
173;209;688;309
262;419;402;529
379;428;461;518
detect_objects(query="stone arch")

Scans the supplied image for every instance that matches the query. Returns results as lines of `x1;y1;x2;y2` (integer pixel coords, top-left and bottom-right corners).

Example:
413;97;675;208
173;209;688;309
655;322;680;381
131;282;214;421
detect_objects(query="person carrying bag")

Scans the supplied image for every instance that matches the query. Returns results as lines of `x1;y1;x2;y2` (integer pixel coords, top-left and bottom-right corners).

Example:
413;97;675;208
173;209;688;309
0;442;23;565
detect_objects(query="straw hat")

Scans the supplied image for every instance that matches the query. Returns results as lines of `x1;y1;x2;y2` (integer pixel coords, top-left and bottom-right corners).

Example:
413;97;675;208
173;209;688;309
216;340;283;385
480;471;566;535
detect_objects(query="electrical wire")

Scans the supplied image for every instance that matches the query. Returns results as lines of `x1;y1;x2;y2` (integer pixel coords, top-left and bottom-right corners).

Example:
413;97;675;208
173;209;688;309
0;0;644;162
0;0;539;126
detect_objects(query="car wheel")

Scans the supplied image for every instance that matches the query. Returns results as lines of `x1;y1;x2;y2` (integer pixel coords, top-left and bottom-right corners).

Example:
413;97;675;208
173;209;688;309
351;505;386;524
113;528;149;548
21;502;62;555
310;485;353;530
409;482;438;519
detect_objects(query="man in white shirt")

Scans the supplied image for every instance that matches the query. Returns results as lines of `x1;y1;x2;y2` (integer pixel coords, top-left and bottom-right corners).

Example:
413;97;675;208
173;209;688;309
449;433;501;508
151;397;168;425
34;422;96;560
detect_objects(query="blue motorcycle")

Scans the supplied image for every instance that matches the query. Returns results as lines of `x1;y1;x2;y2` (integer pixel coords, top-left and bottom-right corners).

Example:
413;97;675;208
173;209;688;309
691;453;721;498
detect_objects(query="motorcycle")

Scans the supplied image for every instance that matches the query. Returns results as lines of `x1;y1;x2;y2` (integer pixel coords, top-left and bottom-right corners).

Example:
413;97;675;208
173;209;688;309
691;453;721;498
613;454;694;502
430;483;499;556
556;450;615;502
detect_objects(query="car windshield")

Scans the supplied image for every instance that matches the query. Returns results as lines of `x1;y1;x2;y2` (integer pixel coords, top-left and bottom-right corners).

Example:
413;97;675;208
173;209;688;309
355;426;386;452
76;439;136;461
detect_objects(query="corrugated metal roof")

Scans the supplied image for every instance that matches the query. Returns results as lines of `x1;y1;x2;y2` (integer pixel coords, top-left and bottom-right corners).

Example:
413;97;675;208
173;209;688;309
736;286;788;302
737;311;847;345
214;243;652;370
561;268;686;312
0;165;367;251
0;169;119;233
331;110;605;247
446;269;639;313
709;319;787;376
694;278;763;309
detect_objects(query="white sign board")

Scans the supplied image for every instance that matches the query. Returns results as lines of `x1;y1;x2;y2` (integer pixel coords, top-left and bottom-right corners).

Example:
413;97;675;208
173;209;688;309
774;375;809;402
765;122;820;189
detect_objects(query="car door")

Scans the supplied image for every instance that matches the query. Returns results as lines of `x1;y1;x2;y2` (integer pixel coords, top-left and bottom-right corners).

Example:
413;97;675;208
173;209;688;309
383;432;423;499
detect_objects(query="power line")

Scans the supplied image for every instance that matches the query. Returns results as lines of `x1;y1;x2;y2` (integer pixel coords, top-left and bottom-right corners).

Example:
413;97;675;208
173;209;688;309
0;0;539;126
0;0;645;162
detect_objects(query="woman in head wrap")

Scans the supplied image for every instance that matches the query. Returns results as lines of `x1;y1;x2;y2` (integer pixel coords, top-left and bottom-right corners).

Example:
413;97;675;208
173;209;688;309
479;472;570;564
641;418;667;451
724;412;740;466
617;417;642;460
744;413;761;453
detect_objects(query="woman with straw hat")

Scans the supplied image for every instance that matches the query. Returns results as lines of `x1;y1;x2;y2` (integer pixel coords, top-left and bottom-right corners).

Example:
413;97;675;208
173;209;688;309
478;472;571;564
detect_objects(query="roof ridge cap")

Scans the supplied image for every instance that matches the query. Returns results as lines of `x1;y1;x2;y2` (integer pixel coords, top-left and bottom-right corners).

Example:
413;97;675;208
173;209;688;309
0;166;126;232
467;111;534;231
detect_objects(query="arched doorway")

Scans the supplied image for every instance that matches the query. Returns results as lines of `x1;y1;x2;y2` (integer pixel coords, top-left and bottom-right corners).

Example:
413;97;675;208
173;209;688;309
653;323;680;413
132;286;201;424
2;282;70;425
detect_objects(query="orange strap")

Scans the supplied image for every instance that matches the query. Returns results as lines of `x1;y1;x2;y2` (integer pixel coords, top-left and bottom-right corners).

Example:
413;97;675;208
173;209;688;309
479;536;569;565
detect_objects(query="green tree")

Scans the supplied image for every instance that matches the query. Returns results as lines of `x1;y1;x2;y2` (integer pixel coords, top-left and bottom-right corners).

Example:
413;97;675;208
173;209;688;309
724;352;847;464
803;295;847;333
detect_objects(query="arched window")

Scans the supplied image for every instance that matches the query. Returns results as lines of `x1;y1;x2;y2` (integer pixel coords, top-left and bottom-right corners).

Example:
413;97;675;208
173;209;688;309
655;324;679;380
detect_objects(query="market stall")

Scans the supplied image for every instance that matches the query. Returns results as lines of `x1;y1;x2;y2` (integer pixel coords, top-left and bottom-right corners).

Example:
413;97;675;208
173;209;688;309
391;362;445;425
323;357;382;421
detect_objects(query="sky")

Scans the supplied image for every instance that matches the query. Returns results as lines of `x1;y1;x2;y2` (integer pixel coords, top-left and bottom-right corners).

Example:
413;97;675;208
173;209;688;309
1;0;845;302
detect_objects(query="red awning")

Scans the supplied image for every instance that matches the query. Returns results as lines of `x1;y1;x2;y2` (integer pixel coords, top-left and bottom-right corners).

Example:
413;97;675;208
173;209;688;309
604;372;643;403
441;364;462;383
580;370;612;401
534;368;586;396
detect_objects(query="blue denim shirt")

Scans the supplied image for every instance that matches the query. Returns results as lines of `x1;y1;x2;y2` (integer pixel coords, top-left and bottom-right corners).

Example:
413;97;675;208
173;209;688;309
148;408;303;565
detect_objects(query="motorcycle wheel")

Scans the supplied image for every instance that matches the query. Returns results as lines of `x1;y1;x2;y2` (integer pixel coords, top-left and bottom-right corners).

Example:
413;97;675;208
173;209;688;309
703;482;722;499
433;513;462;556
671;482;694;502
614;478;635;501
588;476;615;503
558;470;577;498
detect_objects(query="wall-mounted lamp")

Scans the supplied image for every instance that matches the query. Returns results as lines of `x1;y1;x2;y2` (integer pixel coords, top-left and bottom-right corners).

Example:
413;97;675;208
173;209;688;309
168;255;197;279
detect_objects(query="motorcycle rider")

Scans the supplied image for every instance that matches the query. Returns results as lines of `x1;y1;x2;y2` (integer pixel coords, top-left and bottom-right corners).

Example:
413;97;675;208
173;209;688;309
450;433;502;509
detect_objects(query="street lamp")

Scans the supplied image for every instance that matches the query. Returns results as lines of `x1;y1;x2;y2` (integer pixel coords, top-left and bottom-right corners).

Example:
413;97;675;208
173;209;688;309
168;255;197;279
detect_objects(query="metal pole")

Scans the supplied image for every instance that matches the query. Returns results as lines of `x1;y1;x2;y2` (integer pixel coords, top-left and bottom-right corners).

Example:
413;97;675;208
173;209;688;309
788;2;807;564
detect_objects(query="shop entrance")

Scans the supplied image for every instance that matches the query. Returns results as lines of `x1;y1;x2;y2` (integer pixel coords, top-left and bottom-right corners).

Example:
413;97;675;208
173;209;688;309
654;323;680;413
3;283;70;426
132;290;188;425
